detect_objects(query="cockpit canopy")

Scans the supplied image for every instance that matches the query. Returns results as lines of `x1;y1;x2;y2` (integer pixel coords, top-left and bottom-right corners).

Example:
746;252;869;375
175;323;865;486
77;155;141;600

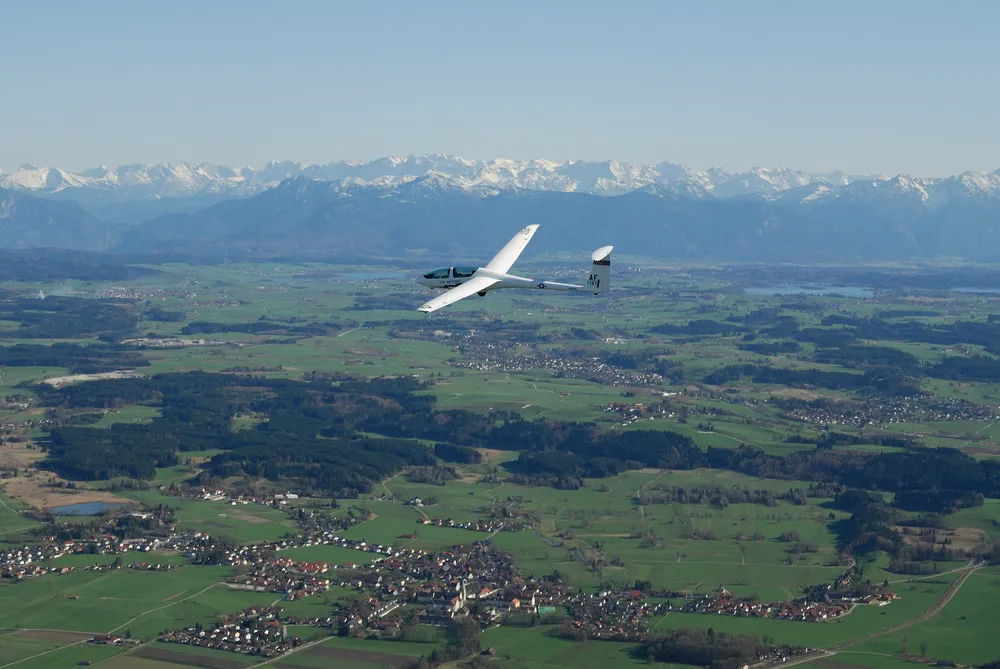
422;267;479;280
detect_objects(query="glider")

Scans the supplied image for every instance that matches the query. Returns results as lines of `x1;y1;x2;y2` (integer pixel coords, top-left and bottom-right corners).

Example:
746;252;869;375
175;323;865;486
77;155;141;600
415;224;612;313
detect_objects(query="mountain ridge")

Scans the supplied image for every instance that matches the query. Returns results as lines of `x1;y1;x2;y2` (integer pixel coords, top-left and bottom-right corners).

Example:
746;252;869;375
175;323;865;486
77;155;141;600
6;158;1000;263
0;154;928;204
112;174;1000;263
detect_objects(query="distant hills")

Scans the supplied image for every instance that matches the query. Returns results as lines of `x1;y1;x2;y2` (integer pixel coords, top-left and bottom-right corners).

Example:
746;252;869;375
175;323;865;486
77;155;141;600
0;187;114;252
4;155;1000;262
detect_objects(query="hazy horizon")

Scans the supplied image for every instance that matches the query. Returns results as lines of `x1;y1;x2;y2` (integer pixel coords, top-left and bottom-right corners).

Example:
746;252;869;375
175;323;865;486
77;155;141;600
4;0;999;176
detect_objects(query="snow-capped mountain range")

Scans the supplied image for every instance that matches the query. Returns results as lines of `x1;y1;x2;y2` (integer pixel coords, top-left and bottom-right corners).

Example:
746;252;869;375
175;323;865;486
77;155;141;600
0;154;939;203
4;155;1000;209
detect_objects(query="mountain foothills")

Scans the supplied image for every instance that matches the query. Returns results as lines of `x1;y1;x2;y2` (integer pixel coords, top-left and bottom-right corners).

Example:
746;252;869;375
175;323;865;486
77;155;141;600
0;187;114;252
4;155;1000;261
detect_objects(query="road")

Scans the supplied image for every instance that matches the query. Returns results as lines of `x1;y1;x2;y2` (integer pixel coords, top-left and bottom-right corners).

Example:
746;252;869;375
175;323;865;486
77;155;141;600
762;560;983;669
825;561;981;653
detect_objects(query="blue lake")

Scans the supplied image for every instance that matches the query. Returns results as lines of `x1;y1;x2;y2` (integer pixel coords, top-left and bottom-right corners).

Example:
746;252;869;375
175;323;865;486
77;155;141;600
50;501;130;516
744;285;875;298
949;286;1000;294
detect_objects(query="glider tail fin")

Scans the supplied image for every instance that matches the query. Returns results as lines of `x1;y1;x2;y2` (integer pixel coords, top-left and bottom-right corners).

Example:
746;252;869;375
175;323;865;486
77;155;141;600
587;245;613;294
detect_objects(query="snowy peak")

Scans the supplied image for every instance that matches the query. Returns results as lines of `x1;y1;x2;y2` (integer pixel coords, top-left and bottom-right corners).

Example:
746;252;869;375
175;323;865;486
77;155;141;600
3;166;88;192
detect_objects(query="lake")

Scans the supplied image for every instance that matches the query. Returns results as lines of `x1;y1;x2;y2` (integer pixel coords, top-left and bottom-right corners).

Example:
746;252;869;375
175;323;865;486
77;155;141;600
50;501;131;516
744;285;875;298
950;286;1000;294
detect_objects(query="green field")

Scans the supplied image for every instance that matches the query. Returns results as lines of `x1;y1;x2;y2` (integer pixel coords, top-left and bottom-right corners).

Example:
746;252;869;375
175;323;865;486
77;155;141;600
480;625;669;669
852;569;1000;665
121;490;300;543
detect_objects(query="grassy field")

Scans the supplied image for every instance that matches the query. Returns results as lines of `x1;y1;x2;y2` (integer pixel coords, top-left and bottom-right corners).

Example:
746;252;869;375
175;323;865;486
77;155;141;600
2;638;128;668
852;569;1000;665
121;490;300;543
0;565;285;641
480;625;672;669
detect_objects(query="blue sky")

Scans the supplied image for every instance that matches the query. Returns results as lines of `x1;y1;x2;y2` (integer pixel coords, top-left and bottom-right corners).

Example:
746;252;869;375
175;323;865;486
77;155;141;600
2;0;997;175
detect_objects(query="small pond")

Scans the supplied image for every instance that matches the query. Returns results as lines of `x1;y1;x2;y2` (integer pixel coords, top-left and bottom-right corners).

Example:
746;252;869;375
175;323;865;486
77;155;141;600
50;501;131;516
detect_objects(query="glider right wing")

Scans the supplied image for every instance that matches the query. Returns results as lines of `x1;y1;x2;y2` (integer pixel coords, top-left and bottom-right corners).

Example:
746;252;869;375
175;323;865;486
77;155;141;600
484;224;539;273
417;275;499;313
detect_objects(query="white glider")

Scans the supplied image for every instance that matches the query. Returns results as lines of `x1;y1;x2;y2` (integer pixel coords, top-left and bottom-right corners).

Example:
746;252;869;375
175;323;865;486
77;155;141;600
415;224;612;313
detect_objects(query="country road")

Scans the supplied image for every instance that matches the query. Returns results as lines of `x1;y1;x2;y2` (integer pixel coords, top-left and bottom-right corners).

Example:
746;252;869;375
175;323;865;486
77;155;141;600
763;560;983;669
825;561;982;653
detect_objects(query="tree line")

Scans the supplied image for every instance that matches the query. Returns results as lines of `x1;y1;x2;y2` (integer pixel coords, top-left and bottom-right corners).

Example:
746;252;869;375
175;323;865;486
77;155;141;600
636;628;802;669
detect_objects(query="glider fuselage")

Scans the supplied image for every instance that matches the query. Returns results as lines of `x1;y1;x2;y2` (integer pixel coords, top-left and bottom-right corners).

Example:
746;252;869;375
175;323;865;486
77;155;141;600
415;267;581;292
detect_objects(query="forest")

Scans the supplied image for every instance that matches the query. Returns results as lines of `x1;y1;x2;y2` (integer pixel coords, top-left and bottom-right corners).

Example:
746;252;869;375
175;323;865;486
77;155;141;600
636;628;802;669
0;295;139;339
0;249;156;281
181;319;342;336
830;487;991;573
29;371;1000;504
0;342;149;374
703;363;921;395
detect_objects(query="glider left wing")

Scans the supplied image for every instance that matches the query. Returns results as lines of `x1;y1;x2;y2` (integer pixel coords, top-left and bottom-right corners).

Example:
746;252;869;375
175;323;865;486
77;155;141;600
417;275;499;313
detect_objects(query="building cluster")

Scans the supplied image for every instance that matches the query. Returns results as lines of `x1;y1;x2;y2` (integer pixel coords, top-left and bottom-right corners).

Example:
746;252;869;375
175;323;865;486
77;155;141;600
89;634;130;646
680;590;851;622
172;485;305;509
120;337;244;349
228;557;332;600
419;517;525;533
678;587;900;622
160;606;298;657
450;344;666;387
99;287;194;300
602;402;674;426
783;395;997;429
87;561;176;573
1;418;50;435
327;543;546;632
561;589;670;641
0;534;164;581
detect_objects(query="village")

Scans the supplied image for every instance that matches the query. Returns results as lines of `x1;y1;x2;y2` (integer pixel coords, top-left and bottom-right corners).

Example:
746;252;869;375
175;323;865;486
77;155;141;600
677;586;900;622
158;606;299;657
778;394;998;429
448;339;668;388
0;484;904;661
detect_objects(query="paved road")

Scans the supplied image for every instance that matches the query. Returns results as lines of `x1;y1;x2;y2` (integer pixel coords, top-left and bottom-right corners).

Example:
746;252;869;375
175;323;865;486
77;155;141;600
761;561;983;669
825;561;981;653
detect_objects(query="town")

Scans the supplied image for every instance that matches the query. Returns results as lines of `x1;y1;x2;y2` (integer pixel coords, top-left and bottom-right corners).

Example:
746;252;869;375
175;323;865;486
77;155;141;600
0;483;900;662
778;394;998;429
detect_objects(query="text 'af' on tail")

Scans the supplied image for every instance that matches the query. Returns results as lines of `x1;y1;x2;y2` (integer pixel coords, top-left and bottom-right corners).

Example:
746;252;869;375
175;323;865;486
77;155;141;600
587;245;613;294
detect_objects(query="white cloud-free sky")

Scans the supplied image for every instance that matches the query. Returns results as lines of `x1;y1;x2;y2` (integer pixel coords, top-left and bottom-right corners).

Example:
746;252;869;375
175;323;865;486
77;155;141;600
2;0;998;176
